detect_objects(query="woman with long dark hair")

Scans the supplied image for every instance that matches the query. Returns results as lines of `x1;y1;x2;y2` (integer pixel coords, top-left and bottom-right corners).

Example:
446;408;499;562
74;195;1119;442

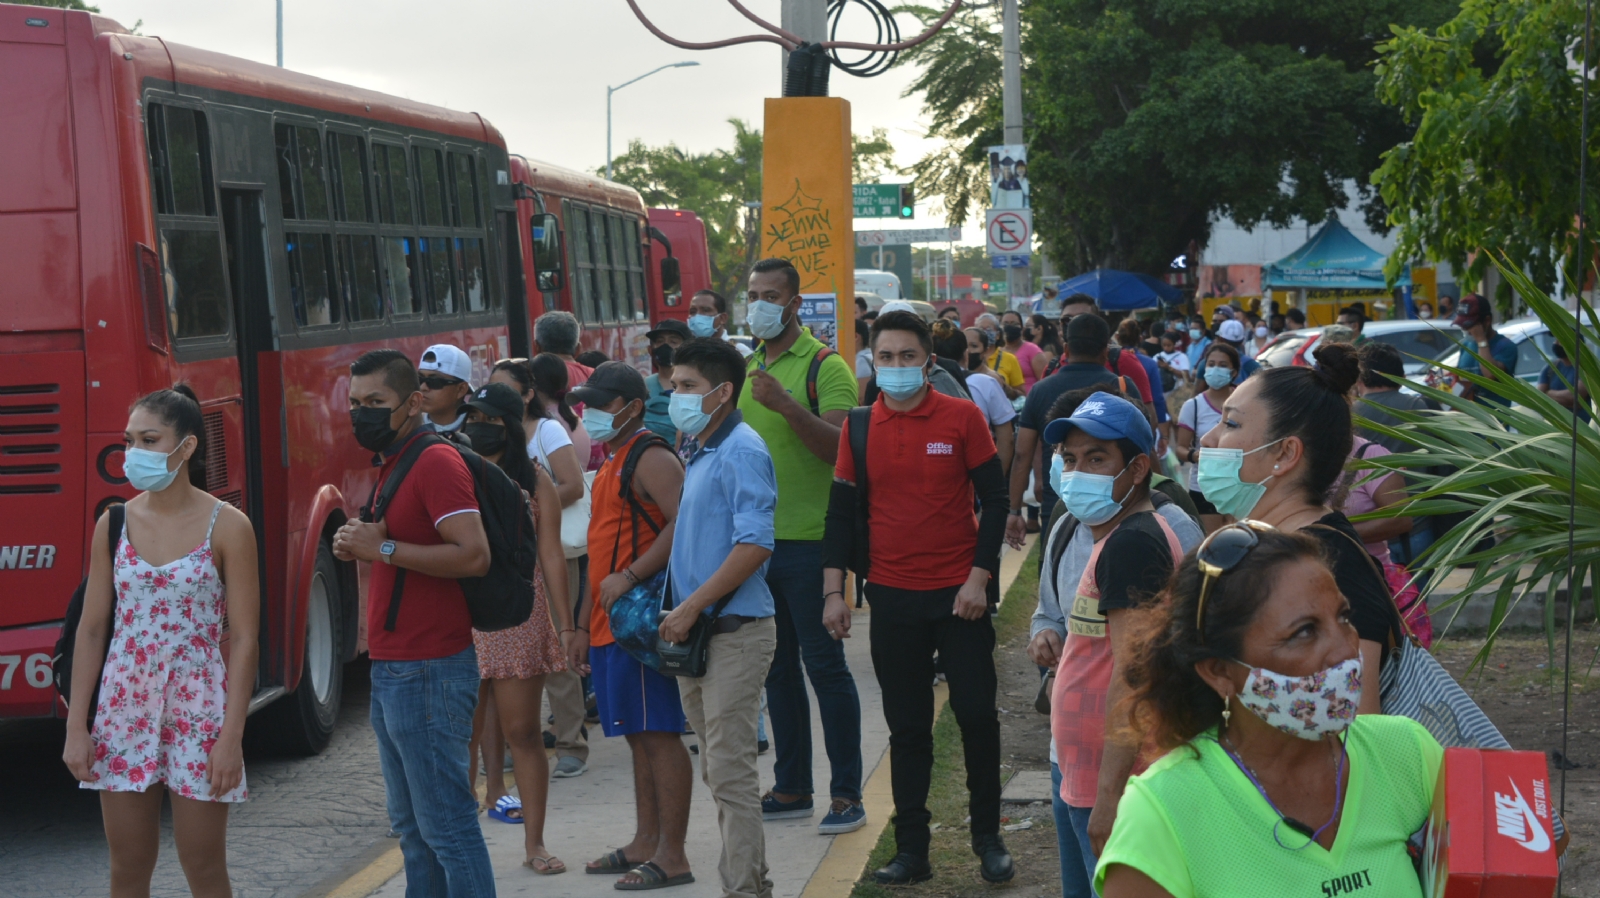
459;382;574;873
62;385;260;897
490;359;585;508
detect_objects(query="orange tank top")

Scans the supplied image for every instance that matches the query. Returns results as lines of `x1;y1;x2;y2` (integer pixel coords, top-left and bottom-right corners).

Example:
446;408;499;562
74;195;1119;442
585;430;669;646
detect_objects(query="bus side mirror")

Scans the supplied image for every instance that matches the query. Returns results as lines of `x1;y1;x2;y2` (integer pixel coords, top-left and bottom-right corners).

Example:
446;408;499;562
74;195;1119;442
531;213;564;292
660;256;681;295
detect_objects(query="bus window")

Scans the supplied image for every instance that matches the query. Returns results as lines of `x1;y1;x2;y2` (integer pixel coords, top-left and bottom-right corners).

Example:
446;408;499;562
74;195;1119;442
531;213;564;293
374;143;413;225
450;153;479;229
384;237;422;316
150;105;215;217
331;133;371;223
287;232;339;327
161;230;231;339
625;218;645;320
338;235;384;321
421;236;455;315
147;104;230;343
592;210;614;323
274;124;329;220
456;237;487;313
569;203;598;323
416;147;447;227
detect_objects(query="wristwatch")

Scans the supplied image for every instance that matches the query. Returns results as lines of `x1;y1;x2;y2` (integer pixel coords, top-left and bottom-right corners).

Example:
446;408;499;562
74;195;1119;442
379;540;397;564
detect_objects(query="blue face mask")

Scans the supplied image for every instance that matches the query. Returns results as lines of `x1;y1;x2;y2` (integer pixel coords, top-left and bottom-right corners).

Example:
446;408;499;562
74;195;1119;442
877;364;927;400
748;299;791;340
1204;365;1235;389
1059;461;1131;526
1196;438;1284;519
582;404;632;443
1049;454;1065;495
688;314;718;338
669;386;726;437
1189;327;1204;340
123;440;189;493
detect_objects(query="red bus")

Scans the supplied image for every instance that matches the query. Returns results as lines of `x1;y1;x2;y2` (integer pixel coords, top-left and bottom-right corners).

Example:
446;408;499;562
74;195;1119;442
0;4;531;752
512;154;710;370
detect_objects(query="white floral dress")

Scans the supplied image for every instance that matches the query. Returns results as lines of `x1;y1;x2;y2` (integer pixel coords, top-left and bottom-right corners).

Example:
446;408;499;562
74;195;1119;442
83;502;246;802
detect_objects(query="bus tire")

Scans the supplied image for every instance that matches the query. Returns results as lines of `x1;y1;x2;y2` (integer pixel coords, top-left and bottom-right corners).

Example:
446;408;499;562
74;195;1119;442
257;542;344;755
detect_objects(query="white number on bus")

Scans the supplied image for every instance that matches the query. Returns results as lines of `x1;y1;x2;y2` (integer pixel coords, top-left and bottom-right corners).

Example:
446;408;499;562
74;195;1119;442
0;654;53;689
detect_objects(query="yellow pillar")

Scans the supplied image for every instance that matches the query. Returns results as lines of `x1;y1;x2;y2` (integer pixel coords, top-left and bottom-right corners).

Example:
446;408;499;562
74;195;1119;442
761;97;855;358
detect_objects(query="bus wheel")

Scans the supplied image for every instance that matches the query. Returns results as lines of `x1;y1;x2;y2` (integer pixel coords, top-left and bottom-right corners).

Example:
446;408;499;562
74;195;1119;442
258;542;344;755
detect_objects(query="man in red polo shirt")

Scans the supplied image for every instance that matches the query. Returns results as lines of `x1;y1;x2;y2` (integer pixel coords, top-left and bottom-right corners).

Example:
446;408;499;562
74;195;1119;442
333;348;495;896
820;311;1013;887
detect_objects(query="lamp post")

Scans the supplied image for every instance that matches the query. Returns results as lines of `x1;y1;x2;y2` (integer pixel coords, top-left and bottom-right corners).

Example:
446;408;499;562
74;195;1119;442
606;61;699;180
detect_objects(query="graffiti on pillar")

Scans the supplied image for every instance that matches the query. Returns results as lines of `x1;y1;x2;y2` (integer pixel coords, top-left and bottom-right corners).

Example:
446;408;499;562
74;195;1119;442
764;180;836;291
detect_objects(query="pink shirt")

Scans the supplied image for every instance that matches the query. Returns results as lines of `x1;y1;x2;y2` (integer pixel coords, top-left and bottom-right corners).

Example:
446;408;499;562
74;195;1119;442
1340;438;1393;564
1013;341;1043;390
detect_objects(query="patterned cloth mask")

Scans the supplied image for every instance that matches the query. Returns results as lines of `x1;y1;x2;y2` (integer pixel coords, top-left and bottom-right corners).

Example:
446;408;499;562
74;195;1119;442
1233;656;1362;740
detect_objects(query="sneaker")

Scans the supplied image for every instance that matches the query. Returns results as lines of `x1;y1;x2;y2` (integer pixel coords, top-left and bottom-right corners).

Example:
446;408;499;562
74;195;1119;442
758;738;770;755
551;756;587;778
818;799;866;835
761;791;815;820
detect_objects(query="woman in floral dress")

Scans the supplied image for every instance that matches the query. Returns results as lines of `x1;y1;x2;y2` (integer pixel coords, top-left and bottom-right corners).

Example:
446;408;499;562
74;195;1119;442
459;382;576;874
63;385;260;897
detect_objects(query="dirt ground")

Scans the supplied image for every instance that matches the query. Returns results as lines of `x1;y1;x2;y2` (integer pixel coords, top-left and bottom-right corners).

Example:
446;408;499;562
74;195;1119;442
1433;622;1600;897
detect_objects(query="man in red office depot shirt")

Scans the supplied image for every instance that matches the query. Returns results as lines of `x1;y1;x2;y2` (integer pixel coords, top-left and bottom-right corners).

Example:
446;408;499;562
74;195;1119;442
333;348;495;896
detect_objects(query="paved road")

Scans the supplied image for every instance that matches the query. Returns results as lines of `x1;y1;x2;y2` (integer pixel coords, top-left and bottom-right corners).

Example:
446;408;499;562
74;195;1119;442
0;661;390;898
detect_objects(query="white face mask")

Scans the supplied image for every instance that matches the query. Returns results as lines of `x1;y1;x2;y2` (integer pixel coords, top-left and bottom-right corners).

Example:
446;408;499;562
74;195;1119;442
1255;325;1270;339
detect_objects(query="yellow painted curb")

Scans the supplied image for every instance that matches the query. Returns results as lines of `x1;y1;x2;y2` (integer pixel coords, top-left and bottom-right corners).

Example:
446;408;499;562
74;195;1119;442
319;846;403;898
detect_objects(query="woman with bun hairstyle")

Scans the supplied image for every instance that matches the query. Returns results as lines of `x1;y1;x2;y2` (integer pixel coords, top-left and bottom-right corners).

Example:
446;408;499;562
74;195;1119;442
61;385;260;897
1196;342;1401;712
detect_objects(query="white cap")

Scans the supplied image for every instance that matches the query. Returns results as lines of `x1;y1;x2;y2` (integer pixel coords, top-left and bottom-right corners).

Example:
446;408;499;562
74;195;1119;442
1217;320;1247;343
418;344;472;386
879;300;916;315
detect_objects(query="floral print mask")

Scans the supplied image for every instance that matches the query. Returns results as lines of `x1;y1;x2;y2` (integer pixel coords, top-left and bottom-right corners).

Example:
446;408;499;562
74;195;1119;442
1233;656;1362;740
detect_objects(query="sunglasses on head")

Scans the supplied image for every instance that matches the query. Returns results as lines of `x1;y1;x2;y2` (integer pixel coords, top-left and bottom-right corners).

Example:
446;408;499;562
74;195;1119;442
420;374;464;390
1194;520;1276;644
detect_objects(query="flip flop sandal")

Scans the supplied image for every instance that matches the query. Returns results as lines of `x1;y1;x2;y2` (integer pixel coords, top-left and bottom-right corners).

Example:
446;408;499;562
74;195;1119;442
524;855;567;875
488;795;524;825
614;861;696;891
586;849;637;875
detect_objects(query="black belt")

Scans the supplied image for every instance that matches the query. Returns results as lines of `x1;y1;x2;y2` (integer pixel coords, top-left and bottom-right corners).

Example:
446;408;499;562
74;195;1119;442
711;614;769;635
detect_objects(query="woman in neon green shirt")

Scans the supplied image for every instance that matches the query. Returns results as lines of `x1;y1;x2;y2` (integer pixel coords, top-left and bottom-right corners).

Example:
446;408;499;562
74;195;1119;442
1096;523;1442;898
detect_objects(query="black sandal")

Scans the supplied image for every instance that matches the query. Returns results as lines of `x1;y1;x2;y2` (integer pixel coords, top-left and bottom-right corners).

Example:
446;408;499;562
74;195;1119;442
614;861;696;891
586;849;636;875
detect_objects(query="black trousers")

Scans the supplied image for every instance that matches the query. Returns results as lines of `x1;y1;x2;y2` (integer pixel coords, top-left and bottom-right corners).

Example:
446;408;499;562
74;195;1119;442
865;582;1002;858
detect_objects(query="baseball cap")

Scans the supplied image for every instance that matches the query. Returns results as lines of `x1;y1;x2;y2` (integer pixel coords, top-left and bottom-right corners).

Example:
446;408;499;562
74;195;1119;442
1217;320;1247;343
568;361;648;407
419;344;472;386
1453;293;1491;328
880;300;917;315
645;319;692;342
1042;392;1155;454
462;382;525;422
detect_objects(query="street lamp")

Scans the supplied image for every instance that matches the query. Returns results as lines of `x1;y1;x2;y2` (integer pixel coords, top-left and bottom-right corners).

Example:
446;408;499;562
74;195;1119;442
606;61;699;180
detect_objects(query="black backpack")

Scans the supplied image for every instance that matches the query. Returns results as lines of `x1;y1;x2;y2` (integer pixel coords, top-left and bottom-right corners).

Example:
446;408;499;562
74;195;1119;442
363;433;535;633
52;504;124;714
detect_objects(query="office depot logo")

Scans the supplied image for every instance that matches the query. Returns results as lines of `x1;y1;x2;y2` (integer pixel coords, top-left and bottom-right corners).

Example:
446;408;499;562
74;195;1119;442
926;442;954;455
1493;781;1551;852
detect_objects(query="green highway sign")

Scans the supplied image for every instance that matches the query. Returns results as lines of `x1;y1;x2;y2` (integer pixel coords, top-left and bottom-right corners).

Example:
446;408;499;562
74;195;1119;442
855;183;909;219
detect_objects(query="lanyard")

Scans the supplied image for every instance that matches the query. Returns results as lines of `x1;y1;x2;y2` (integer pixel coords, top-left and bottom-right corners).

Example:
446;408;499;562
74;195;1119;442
1216;733;1347;850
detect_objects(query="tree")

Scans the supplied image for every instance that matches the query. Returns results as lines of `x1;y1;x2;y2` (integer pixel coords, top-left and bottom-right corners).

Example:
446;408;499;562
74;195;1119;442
1021;0;1457;276
606;122;898;299
1372;0;1593;298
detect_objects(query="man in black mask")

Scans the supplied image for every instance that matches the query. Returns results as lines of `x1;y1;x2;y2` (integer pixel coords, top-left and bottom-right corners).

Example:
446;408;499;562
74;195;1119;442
644;319;692;443
335;348;496;895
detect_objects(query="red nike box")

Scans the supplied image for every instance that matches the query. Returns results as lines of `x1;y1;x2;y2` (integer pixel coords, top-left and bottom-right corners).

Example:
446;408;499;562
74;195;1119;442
1422;748;1559;898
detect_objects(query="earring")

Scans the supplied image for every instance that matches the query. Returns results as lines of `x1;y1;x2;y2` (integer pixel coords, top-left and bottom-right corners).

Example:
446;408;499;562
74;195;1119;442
1221;694;1232;732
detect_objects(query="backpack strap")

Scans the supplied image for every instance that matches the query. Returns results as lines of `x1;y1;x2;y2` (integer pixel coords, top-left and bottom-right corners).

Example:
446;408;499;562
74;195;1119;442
618;432;676;561
1046;511;1079;598
804;347;837;417
370;433;447;633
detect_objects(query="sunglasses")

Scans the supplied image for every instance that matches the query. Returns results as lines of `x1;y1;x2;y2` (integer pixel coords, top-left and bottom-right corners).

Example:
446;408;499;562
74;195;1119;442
1194;520;1276;644
420;375;464;390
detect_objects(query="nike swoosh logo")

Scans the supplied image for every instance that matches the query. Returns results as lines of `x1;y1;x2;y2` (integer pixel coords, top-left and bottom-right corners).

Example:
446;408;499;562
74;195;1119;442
1508;783;1551;853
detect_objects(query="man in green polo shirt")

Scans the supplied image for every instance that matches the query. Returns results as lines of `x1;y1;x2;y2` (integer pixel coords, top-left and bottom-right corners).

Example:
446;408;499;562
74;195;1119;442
738;257;867;835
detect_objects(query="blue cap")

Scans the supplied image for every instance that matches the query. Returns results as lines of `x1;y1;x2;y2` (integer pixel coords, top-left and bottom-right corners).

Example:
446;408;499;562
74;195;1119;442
1042;393;1154;454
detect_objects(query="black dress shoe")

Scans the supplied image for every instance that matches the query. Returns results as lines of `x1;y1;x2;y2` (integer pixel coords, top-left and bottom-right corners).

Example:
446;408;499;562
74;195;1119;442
873;853;933;885
973;833;1015;883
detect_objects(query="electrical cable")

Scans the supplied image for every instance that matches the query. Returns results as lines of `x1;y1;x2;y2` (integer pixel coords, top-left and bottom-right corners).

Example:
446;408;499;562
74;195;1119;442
621;0;963;66
827;0;901;78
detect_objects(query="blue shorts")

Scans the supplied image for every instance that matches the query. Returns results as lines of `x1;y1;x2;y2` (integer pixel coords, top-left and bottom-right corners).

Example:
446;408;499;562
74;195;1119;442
590;643;686;738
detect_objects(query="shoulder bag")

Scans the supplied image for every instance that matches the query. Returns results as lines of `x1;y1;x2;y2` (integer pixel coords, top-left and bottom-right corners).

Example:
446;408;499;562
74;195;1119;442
654;572;738;679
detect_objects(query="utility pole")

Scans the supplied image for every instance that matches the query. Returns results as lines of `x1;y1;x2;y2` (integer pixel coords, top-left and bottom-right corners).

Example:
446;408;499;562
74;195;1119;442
781;0;828;85
1001;0;1029;302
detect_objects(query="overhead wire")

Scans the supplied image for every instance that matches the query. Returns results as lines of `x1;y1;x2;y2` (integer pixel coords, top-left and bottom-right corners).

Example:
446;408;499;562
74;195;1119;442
621;0;964;68
827;0;902;78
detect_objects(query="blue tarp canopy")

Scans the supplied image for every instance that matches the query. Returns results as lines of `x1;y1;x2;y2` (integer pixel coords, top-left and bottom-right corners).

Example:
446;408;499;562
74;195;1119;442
1262;219;1410;289
1053;268;1181;311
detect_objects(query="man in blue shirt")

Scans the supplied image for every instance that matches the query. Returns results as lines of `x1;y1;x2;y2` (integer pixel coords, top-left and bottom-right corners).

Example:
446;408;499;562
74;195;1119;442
662;337;779;898
1539;341;1589;422
1452;294;1518;406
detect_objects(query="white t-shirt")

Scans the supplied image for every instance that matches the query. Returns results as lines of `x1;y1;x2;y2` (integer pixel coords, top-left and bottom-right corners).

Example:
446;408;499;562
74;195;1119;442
527;416;574;473
1156;350;1190;373
1177;392;1225;489
855;348;874;379
964;371;1017;427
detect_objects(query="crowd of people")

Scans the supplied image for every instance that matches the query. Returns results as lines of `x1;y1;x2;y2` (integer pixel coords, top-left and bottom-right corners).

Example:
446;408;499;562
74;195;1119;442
62;255;1577;898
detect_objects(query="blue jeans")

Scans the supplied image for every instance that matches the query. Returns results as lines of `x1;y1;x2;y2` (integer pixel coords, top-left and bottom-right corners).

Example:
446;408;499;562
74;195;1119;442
371;646;496;898
763;539;863;800
1052;762;1098;898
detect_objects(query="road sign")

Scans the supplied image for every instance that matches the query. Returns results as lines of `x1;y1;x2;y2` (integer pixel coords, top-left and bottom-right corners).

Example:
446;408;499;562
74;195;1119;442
986;209;1031;255
856;227;961;246
990;254;1030;269
854;184;906;219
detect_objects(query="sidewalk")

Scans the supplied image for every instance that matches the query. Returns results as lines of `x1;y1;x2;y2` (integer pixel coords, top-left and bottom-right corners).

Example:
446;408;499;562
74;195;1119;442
353;541;1032;898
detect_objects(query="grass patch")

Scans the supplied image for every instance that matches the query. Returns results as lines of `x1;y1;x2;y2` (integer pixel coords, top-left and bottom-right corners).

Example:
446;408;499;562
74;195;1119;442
850;541;1042;898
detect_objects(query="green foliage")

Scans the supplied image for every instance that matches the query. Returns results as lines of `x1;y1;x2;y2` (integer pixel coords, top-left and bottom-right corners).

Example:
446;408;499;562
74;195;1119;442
606;121;897;300
1354;256;1599;667
1372;0;1593;298
1021;0;1456;277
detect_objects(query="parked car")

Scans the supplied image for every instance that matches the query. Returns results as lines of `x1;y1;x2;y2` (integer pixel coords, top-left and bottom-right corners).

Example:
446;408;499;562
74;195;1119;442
1255;320;1466;378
